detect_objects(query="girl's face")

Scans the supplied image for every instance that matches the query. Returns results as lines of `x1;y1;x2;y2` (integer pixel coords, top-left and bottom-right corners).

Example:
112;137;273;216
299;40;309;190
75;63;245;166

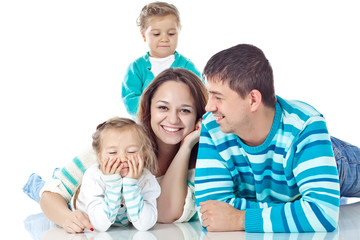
150;81;197;146
141;14;179;58
98;127;141;177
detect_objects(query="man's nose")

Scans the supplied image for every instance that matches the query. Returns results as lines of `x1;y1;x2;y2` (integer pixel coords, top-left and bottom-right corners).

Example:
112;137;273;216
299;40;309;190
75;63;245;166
205;98;215;112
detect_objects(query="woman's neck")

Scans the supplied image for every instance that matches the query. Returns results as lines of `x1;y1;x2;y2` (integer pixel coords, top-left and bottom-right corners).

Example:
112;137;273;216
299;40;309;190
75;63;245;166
156;141;180;177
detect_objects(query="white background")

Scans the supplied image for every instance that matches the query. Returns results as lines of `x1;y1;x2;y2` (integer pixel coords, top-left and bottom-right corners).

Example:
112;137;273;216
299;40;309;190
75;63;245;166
1;0;359;238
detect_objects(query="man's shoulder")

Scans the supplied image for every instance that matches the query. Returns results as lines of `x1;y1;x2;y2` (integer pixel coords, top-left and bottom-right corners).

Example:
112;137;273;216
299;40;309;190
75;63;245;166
277;96;324;124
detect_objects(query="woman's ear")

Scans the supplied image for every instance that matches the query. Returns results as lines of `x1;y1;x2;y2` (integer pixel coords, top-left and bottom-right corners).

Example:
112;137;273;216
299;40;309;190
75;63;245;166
248;89;262;113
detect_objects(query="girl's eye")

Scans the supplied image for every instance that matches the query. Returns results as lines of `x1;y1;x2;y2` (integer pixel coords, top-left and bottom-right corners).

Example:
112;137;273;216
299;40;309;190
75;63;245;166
153;33;160;36
109;151;117;155
168;32;176;36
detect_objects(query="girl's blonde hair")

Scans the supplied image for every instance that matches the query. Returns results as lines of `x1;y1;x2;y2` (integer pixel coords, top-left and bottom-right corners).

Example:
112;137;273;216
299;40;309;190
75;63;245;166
92;117;158;175
137;1;181;32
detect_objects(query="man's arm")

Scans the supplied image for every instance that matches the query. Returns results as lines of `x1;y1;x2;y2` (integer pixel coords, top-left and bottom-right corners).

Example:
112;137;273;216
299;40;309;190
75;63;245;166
195;115;340;232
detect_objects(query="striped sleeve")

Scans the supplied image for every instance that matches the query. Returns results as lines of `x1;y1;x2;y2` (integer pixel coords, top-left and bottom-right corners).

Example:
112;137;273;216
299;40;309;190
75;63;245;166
102;174;124;228
123;170;160;231
40;148;97;202
195;121;263;216
76;167;125;232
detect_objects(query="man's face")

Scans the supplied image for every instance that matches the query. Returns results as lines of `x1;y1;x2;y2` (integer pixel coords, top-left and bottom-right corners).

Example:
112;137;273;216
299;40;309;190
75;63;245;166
205;79;251;137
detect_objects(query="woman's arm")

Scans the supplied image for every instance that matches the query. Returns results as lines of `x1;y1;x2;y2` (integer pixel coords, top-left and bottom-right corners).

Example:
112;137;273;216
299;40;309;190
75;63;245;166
40;191;93;233
157;120;201;223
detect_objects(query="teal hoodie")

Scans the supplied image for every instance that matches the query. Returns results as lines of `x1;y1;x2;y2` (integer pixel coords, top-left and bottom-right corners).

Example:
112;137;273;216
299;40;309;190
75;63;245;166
121;51;203;116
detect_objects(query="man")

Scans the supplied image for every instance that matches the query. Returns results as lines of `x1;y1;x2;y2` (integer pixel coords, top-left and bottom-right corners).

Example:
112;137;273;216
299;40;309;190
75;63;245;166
195;44;341;232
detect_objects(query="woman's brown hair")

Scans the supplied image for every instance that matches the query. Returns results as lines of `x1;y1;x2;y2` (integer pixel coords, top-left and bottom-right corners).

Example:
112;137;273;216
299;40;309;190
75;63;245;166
138;68;208;156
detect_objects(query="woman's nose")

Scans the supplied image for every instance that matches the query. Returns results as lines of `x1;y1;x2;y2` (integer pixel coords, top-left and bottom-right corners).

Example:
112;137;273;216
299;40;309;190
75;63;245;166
167;110;179;124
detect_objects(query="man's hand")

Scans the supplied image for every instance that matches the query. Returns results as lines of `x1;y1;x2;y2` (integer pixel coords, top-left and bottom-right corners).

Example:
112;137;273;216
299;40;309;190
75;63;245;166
199;200;245;232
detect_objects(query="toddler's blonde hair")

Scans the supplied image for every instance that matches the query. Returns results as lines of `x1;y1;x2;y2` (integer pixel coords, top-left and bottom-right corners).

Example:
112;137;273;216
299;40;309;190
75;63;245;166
92;117;158;175
137;1;181;32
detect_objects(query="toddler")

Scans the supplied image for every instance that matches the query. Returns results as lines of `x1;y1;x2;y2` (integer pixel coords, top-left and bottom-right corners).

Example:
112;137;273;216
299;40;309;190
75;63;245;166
121;1;203;117
73;117;160;232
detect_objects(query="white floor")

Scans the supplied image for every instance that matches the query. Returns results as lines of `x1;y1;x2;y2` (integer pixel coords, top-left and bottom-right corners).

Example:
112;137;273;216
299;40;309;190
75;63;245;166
10;194;360;240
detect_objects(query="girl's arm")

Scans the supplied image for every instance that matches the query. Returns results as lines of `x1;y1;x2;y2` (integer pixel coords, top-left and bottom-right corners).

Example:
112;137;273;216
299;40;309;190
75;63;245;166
40;191;93;233
76;165;124;232
123;170;161;231
157;120;201;223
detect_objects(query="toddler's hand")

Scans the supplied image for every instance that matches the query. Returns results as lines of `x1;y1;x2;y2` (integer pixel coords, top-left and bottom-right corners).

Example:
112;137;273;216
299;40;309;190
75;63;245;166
100;157;122;175
125;154;144;179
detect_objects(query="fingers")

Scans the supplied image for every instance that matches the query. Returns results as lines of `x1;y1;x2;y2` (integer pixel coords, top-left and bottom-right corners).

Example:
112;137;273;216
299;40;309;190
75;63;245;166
101;157;123;175
195;118;202;130
63;210;94;233
136;154;144;172
126;154;143;179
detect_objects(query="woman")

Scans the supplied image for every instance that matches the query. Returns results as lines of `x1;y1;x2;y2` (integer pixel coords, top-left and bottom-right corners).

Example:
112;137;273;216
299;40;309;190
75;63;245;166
38;68;208;233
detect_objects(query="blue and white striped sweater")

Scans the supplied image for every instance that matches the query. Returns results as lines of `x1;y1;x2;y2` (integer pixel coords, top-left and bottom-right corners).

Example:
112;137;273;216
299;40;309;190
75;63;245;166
195;96;340;232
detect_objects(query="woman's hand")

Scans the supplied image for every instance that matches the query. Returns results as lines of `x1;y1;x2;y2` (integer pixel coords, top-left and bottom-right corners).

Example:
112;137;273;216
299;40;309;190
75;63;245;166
62;210;94;233
181;118;202;149
125;154;144;179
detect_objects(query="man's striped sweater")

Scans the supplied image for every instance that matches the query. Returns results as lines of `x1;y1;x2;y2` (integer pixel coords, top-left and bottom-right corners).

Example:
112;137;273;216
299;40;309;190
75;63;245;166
195;96;340;232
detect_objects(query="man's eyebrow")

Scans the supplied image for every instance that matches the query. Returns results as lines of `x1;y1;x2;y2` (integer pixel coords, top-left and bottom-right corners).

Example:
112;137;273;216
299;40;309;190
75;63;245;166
208;90;224;96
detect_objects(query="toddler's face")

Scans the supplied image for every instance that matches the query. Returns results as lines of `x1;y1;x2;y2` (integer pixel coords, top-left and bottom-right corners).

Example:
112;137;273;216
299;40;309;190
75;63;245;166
98;127;141;177
142;14;179;58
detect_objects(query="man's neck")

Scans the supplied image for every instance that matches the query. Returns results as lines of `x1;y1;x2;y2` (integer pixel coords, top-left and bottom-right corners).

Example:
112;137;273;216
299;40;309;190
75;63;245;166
240;105;276;147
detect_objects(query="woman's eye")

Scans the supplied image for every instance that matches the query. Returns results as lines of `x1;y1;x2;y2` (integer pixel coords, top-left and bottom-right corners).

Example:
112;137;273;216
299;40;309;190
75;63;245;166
181;109;191;113
158;106;168;110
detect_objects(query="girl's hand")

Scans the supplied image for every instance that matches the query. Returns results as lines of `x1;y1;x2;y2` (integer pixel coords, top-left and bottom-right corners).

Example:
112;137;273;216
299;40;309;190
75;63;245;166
125;154;144;179
181;118;202;149
100;157;122;175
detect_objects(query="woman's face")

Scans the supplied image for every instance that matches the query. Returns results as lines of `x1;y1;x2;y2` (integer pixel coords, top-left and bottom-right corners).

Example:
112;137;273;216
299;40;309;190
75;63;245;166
150;81;197;146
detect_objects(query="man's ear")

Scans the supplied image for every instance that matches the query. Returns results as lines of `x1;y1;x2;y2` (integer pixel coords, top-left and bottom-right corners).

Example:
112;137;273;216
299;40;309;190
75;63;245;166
248;89;262;113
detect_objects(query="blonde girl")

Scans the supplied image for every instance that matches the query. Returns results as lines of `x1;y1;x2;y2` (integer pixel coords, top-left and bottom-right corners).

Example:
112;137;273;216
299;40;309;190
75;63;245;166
73;117;160;232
